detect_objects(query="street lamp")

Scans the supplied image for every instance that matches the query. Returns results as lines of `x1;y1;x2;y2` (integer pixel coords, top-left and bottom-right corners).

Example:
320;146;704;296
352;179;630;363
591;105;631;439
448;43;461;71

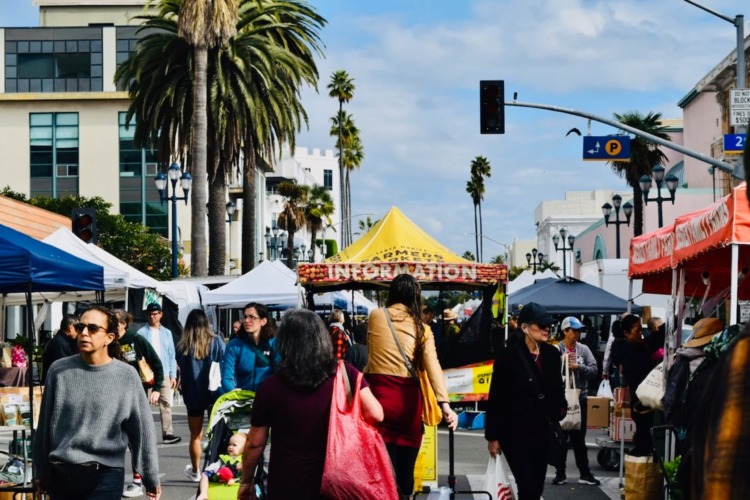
226;201;236;274
154;162;192;278
602;194;633;259
639;165;678;228
265;225;286;261
525;248;544;274
552;227;575;278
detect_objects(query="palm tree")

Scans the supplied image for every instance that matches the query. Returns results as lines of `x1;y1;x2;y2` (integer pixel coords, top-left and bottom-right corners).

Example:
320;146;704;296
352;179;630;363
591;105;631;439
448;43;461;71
465;176;482;261
470;156;492;261
329;109;361;247
608;111;670;236
276;181;308;268
327;70;355;244
178;0;239;277
342;132;364;241
304;184;335;261
489;254;505;264
356;216;378;235
462;250;476;261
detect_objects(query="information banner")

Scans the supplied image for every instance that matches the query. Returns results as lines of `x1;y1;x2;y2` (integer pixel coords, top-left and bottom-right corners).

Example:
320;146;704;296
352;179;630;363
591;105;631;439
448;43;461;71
444;361;494;402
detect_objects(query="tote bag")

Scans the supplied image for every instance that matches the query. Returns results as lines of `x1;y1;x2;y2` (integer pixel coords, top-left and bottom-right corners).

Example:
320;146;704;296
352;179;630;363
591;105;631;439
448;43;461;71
321;361;399;500
559;353;581;431
418;368;443;426
635;361;665;410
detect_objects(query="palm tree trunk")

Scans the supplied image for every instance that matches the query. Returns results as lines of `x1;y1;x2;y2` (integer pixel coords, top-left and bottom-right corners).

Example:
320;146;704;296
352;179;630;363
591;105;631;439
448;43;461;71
241;139;257;274
632;181;644;237
310;227;317;261
478;200;484;262
207;159;226;276
190;46;209;276
473;204;479;260
345;169;352;245
337;102;346;247
286;228;295;268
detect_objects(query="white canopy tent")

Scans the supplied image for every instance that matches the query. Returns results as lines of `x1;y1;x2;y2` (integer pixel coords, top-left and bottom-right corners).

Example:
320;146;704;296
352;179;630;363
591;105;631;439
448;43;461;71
507;269;559;295
313;290;379;314
203;260;301;309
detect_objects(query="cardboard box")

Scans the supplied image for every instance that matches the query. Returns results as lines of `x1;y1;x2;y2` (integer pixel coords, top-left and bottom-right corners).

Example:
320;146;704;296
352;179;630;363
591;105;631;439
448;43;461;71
587;397;611;428
614;406;632;418
609;416;635;442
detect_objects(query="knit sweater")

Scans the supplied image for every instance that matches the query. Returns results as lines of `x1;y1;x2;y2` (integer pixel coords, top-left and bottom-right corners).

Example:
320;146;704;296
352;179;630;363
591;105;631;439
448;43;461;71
32;355;160;490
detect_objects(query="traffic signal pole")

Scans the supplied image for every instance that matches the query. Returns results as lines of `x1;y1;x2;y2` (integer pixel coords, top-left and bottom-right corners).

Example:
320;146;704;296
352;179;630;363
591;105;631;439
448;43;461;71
506;100;738;177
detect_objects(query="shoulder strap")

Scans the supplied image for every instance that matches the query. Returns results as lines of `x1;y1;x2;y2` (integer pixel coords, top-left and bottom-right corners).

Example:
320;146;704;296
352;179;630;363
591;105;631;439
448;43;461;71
514;342;545;401
383;308;418;380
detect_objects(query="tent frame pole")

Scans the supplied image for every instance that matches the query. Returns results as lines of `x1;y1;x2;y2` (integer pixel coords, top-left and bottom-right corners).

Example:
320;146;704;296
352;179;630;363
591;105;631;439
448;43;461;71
731;244;739;325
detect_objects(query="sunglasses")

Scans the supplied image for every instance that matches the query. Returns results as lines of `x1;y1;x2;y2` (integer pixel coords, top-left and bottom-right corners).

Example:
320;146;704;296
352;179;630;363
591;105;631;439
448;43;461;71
73;323;108;335
243;314;261;321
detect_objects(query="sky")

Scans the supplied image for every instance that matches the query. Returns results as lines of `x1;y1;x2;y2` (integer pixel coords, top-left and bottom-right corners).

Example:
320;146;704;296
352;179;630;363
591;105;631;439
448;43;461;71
2;0;749;259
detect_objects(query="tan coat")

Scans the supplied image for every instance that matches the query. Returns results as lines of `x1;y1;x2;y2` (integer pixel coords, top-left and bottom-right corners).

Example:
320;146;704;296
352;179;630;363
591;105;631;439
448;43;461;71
365;304;449;402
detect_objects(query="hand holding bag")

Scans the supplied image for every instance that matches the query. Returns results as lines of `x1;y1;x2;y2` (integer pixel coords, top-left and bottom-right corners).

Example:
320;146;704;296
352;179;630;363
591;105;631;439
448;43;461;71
320;361;399;500
559;353;581;431
482;455;517;500
635;361;665;410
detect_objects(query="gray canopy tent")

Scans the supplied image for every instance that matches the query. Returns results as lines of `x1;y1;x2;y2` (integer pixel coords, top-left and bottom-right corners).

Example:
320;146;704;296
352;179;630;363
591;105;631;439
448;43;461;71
509;277;643;315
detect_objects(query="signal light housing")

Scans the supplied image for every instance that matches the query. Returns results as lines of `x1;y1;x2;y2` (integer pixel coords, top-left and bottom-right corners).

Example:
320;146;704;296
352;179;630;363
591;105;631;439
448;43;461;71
480;80;505;134
71;208;97;244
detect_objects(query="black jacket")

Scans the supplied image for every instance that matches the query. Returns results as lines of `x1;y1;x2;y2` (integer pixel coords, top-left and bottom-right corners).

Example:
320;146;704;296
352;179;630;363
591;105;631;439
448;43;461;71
485;331;566;445
42;332;77;384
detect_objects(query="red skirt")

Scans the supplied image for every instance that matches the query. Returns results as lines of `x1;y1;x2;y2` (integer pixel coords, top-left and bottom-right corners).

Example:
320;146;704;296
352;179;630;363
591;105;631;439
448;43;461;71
366;373;423;448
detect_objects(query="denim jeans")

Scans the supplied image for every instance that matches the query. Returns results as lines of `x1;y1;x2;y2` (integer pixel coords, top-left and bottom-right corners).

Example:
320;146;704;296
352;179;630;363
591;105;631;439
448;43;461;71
49;466;124;500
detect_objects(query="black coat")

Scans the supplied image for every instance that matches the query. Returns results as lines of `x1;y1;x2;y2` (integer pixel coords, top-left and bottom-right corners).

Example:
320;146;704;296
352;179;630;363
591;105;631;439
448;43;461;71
42;332;77;385
485;331;566;447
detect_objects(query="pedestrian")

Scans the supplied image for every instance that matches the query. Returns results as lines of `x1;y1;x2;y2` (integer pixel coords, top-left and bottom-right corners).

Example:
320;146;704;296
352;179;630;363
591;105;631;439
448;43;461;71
41;314;78;384
366;274;458;498
328;308;350;360
485;302;566;500
645;316;665;362
345;321;368;372
602;317;626;387
114;309;163;498
137;302;181;445
221;302;279;392
421;305;442;350
33;305;161;499
618;314;655;456
552;316;600;486
177;309;226;483
196;432;246;500
237;309;384;499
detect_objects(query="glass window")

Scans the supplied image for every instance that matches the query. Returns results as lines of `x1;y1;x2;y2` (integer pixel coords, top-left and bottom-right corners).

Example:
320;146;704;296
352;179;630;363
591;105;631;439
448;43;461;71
324;169;333;190
18;54;53;78
29;112;79;197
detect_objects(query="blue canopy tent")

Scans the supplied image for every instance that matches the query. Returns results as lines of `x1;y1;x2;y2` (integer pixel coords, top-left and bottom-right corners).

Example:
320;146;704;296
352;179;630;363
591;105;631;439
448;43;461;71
0;223;103;494
509;276;643;315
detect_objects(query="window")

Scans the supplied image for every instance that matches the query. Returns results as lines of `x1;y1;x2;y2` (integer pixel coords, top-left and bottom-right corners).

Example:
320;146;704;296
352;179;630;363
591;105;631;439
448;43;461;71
118;113;167;236
30;112;79;198
324;169;333;190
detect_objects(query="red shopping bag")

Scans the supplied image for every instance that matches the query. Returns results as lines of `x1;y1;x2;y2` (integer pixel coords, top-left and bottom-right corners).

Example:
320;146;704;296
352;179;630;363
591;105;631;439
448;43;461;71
321;361;399;500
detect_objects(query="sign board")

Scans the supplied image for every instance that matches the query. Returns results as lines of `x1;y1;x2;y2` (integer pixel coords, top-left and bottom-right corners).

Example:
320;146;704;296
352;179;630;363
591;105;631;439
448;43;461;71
583;136;631;161
730;89;750;126
724;134;747;154
740;300;750;323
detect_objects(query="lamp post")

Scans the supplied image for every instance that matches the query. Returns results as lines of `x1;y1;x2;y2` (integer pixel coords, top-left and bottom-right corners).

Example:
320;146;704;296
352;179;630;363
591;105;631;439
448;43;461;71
155;162;192;278
264;224;287;261
602;194;633;259
462;232;510;264
552;227;575;278
639;165;678;228
525;248;544;274
226;201;236;273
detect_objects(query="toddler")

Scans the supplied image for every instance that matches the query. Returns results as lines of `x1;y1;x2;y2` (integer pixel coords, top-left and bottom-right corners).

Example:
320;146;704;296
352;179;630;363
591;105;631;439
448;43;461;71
196;432;246;500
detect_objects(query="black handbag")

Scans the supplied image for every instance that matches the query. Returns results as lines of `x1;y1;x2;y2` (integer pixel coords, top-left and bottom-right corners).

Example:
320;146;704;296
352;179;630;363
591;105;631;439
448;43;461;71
49;461;101;494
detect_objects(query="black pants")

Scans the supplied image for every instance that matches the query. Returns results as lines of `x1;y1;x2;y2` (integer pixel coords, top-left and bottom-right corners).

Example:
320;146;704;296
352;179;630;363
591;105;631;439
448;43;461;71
502;437;547;500
631;400;654;454
556;394;591;477
385;443;420;497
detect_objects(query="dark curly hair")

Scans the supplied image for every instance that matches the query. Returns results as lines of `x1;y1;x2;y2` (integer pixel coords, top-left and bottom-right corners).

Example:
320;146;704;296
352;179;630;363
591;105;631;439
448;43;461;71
386;274;426;370
275;309;336;389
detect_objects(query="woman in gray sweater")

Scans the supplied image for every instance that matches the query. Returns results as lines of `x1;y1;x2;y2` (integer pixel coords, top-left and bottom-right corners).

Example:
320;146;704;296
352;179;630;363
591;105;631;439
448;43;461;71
33;306;161;499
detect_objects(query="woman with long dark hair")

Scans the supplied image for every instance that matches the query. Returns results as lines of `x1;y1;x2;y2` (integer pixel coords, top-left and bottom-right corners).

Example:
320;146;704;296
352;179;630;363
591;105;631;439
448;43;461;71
237;309;383;499
176;309;225;482
220;302;279;393
33;306;161;499
366;274;457;498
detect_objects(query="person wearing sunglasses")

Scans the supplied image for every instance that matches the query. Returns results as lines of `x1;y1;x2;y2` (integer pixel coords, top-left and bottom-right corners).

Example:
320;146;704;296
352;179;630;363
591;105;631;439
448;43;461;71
485;302;566;500
33;306;161;500
220;302;280;393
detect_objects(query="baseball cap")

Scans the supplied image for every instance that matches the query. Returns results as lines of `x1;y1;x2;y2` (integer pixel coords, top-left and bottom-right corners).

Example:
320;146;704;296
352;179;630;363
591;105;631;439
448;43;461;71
145;302;162;312
561;316;585;331
517;302;554;326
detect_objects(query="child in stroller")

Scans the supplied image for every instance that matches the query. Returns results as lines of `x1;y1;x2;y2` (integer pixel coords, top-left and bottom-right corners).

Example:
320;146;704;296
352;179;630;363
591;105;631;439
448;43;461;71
196;432;246;499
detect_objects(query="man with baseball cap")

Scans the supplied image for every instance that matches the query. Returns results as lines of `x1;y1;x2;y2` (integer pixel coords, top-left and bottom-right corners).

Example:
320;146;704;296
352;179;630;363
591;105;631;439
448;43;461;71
553;316;600;486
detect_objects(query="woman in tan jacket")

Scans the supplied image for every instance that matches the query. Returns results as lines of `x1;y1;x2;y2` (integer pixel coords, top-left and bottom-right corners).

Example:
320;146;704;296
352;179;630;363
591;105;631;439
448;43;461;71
366;274;458;498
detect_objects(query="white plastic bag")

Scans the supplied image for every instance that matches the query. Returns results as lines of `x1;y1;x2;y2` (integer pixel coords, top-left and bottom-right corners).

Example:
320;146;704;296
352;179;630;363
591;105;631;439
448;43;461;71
482;455;516;500
597;379;613;399
426;486;452;500
560;354;582;431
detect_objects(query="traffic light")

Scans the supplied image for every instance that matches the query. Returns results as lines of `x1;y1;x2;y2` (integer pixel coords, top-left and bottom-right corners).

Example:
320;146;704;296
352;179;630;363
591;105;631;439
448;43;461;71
480;80;504;134
71;208;97;244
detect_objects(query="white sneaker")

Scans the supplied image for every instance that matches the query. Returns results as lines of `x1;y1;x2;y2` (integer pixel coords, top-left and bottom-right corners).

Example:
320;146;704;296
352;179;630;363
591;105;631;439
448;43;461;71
184;464;201;482
122;482;144;498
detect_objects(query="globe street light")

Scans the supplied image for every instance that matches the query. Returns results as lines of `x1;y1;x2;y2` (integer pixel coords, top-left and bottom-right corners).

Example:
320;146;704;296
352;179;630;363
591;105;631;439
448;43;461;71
639;165;678;228
155;162;192;278
552;227;575;278
525;248;544;274
602;194;633;259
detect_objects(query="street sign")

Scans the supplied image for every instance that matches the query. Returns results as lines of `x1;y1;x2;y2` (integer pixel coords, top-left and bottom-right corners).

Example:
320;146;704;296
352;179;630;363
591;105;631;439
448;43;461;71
730;89;750;126
582;136;630;161
724;134;747;154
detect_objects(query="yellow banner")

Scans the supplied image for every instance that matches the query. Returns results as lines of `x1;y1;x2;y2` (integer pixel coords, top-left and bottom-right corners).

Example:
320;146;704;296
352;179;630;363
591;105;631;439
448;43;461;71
444;361;494;402
414;424;438;492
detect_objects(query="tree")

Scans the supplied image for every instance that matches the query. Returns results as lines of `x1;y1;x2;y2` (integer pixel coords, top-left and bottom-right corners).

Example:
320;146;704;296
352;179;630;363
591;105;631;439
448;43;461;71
608;111;670;236
276;181;308;268
465;176;482;261
356;216;378;235
462;250;476;261
304;184;334;261
327;70;355;245
489;254;505;264
467;156;491;261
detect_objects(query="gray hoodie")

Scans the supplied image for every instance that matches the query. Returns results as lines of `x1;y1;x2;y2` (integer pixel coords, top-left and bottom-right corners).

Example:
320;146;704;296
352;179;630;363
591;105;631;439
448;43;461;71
557;342;598;395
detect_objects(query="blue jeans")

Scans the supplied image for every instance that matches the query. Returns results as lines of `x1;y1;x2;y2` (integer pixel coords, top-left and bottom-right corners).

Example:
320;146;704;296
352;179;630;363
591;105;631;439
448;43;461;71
49;466;124;500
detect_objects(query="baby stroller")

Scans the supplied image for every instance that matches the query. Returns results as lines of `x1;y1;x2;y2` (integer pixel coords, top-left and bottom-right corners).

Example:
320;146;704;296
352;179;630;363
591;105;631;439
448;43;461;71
199;389;264;499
